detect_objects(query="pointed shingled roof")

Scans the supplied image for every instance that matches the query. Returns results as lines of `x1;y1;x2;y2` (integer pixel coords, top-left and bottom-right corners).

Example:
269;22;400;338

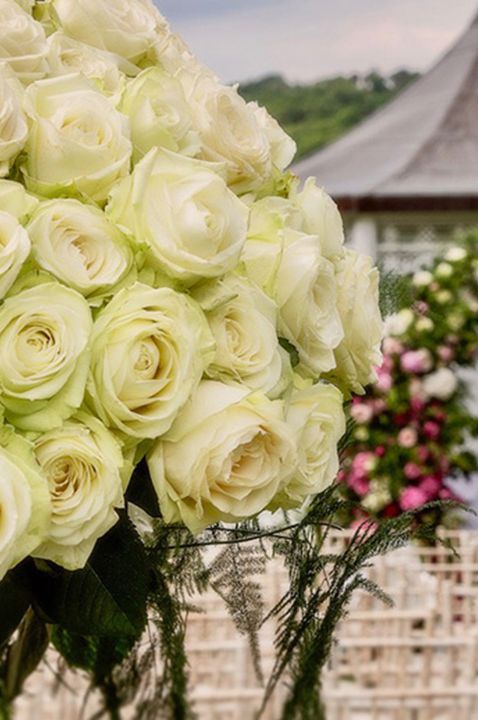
293;12;478;211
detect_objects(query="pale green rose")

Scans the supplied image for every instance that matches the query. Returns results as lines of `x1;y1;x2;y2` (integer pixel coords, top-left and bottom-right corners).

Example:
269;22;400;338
0;210;31;299
33;411;124;570
23;74;132;204
107;148;248;285
180;72;280;193
147;381;297;534
272;379;345;509
327;249;383;395
47;32;137;98
120;66;200;163
0;66;28;177
0;0;48;84
52;0;170;64
193;274;291;396
27;198;136;305
243;211;344;377
0;179;38;221
0;281;92;431
87;283;214;441
289;177;345;259
0;426;51;581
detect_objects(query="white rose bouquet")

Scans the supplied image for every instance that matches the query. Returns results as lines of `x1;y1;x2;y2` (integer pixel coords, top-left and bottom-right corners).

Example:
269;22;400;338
0;1;388;716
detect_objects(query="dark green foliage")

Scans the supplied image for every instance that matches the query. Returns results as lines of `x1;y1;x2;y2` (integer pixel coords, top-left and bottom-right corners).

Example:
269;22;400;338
378;267;414;318
0;610;49;705
240;70;420;159
32;516;149;638
0;567;31;649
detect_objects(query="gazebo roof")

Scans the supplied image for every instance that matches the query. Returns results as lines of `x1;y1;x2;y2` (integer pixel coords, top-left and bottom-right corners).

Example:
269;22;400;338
293;12;478;212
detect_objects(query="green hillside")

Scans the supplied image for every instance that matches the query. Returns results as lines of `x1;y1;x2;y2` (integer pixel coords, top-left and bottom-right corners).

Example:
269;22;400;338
240;70;419;160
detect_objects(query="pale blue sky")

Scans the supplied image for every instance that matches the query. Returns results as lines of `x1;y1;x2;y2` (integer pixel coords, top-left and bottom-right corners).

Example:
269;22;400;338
155;0;477;84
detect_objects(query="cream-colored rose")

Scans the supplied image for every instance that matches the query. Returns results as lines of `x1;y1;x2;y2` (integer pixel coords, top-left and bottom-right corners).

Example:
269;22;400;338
108;148;248;285
0;281;92;431
252;103;296;174
52;0;169;64
47;32;136;97
0;67;28;176
27;198;135;304
147;381;297;533
120;67;200;162
273;380;345;508
289;177;345;259
193;274;290;396
0;210;30;299
0;179;38;220
0;0;48;84
243;214;344;377
181;72;283;193
87;283;214;441
328;249;383;394
23;74;132;204
33;412;124;570
0;428;51;580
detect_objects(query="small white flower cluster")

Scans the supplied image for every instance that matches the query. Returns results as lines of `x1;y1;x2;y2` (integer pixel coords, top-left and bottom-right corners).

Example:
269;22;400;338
0;0;383;576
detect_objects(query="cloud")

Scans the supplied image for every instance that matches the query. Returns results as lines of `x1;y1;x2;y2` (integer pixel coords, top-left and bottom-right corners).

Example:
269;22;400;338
155;0;477;83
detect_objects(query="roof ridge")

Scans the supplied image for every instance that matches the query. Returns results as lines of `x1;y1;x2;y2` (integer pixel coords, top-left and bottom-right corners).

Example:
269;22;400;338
368;18;478;194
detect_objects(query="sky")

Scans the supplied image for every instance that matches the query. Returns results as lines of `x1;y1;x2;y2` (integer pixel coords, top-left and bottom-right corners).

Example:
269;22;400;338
155;0;478;84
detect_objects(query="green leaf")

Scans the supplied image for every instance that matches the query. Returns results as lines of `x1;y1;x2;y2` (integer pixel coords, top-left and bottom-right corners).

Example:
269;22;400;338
32;516;149;638
0;568;31;649
52;628;135;680
2;610;49;703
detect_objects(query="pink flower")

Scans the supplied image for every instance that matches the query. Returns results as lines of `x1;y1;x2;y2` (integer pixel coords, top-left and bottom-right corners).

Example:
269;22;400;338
437;345;454;363
410;397;425;414
401;349;432;374
348;474;370;497
376;371;392;392
409;377;426;400
373;399;387;414
415;300;429;315
419;475;441;499
397;427;417;448
350;519;378;537
423;421;440;440
400;486;428;511
382;337;403;355
375;445;386;457
352;451;377;476
404;462;422;480
417;446;430;463
350;403;374;424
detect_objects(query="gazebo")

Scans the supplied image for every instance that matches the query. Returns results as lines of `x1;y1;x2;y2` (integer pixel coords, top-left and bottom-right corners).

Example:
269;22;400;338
294;11;478;268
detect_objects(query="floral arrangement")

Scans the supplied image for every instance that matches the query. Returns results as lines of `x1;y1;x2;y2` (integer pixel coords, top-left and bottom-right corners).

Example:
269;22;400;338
339;237;478;529
0;0;392;716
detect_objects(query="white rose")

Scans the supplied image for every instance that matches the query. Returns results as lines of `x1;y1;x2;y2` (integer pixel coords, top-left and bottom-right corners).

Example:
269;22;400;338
0;428;51;581
251;102;296;173
87;283;214;441
0;66;28;176
27;198;135;304
0;281;92;431
273;380;345;509
0;0;48;83
147;381;297;533
193;274;290;396
0;210;30;299
384;308;414;337
47;32;135;97
243;216;344;376
289;178;344;259
108;148;248;285
329;249;383;394
181;73;276;193
52;0;169;64
33;412;124;570
23;74;132;204
413;270;433;287
445;246;467;262
422;367;458;400
0;179;38;220
120;67;200;163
